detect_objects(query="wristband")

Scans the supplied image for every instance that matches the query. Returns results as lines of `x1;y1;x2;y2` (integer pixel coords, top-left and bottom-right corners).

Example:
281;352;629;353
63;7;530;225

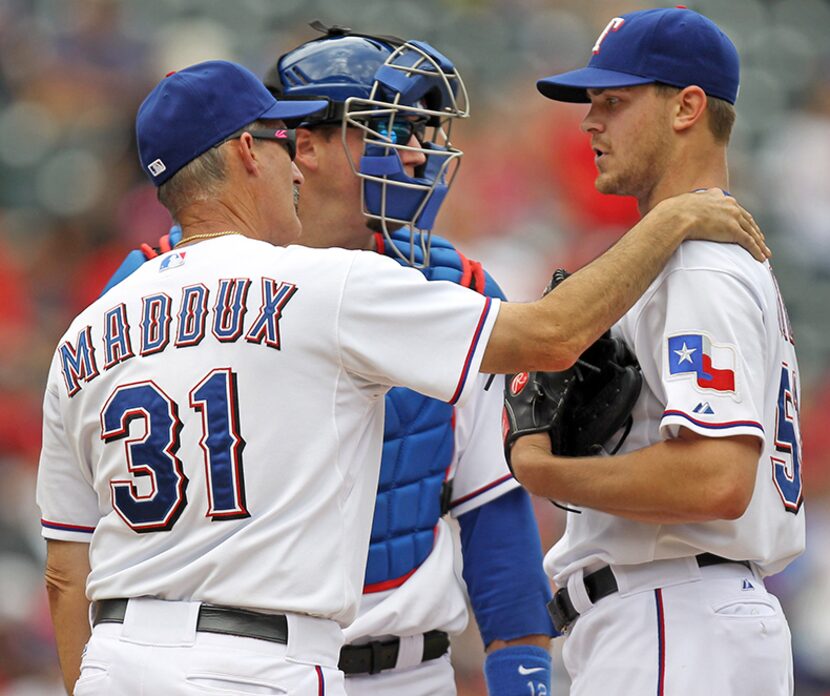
484;644;551;696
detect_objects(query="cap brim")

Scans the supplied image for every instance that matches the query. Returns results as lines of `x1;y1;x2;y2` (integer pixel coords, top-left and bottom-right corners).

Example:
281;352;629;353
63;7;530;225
537;67;655;103
261;99;329;123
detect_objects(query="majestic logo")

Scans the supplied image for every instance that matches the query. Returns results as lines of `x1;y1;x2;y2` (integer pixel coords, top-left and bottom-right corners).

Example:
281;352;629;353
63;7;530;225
510;372;529;396
148;158;167;176
692;401;715;415
593;17;625;54
667;333;736;393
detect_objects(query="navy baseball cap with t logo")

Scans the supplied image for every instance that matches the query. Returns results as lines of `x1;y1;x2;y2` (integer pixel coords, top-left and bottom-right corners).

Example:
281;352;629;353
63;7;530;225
136;60;327;186
537;7;740;105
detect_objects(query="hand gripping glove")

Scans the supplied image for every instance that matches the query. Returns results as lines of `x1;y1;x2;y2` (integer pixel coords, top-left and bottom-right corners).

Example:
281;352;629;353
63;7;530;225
503;269;643;468
502;369;577;473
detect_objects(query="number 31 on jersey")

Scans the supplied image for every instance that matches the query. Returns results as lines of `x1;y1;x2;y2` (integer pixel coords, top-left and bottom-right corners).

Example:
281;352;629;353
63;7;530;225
100;368;248;532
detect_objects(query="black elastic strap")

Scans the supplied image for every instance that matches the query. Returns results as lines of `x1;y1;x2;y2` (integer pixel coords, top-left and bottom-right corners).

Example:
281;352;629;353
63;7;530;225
440;479;454;516
339;630;450;675
308;20;406;48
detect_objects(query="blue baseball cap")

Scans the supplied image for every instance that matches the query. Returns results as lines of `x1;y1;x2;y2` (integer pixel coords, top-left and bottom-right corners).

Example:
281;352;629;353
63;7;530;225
137;60;328;186
537;7;739;105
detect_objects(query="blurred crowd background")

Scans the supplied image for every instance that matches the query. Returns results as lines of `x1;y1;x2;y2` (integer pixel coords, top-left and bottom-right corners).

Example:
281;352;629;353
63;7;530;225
1;0;828;693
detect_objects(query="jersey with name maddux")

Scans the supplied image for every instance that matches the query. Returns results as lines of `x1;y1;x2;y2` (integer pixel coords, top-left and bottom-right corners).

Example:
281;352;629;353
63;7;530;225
36;235;500;627
545;241;805;585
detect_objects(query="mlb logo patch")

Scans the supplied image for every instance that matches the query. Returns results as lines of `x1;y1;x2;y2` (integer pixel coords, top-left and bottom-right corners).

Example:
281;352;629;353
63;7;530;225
148;159;167;177
667;333;736;393
160;251;186;271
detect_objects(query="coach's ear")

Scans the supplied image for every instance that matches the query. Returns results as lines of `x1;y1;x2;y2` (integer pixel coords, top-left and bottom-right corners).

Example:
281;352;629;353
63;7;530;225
293;128;318;172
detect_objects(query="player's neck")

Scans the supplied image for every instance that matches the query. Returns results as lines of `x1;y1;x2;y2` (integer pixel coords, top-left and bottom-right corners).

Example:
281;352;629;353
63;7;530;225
176;202;258;245
639;148;729;216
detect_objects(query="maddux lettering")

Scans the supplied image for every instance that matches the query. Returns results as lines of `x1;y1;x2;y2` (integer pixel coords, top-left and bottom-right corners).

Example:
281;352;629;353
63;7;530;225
59;277;298;397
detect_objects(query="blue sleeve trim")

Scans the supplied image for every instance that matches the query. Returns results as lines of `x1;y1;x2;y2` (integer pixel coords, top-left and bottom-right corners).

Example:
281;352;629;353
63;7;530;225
458;487;556;645
449;297;492;405
450;473;513;510
41;519;95;533
662;409;764;433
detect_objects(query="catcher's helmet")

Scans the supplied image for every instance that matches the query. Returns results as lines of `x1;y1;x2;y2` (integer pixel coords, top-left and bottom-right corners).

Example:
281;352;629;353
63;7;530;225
264;23;469;267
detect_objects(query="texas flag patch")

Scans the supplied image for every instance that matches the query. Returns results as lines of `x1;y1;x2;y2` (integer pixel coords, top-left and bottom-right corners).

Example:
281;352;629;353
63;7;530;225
667;333;736;393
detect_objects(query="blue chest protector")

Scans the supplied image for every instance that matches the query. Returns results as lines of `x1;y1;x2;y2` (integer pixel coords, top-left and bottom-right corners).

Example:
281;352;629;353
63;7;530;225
363;230;506;591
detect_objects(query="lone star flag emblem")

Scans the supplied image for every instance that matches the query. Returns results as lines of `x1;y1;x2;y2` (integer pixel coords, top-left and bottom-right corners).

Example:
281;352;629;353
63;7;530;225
668;333;736;392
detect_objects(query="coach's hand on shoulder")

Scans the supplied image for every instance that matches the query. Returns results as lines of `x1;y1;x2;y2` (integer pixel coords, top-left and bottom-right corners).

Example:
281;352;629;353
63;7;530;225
651;188;770;261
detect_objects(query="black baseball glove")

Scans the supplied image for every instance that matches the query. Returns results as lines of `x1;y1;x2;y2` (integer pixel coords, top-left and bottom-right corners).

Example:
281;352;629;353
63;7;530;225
503;369;574;474
503;269;643;468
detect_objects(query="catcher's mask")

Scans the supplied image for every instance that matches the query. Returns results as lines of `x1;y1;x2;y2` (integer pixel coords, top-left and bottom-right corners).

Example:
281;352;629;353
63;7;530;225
265;22;469;267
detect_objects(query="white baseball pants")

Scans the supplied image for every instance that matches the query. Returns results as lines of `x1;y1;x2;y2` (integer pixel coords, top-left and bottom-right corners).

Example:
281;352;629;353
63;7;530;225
560;560;793;696
73;598;346;695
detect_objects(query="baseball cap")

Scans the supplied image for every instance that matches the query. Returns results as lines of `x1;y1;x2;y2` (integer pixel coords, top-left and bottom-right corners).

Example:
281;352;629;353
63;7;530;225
137;60;328;186
537;7;740;105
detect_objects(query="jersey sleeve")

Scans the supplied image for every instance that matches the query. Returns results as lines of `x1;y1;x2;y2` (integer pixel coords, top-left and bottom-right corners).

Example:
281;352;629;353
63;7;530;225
36;355;100;542
337;252;500;407
635;268;767;444
449;373;519;517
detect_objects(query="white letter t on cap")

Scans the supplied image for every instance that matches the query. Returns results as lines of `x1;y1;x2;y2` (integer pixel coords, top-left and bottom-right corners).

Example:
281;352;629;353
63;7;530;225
593;17;625;54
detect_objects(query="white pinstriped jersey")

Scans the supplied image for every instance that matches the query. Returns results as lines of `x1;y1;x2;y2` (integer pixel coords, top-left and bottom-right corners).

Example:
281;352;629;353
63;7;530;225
37;235;500;627
545;241;805;584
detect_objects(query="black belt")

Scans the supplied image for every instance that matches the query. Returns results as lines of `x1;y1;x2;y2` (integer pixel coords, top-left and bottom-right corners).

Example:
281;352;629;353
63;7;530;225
547;553;752;634
338;630;450;675
92;598;288;645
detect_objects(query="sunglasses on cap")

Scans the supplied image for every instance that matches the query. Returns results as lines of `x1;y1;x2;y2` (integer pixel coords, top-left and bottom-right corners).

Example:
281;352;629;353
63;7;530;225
214;127;297;160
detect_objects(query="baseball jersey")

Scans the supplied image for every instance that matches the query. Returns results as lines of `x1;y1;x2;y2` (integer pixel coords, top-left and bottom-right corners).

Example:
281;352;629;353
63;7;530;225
37;235;501;627
545;240;805;584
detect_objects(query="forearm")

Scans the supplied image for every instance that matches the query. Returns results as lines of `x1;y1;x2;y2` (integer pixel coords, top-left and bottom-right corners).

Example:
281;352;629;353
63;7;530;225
513;434;758;523
45;541;91;695
482;190;766;374
540;203;692;355
483;209;688;373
